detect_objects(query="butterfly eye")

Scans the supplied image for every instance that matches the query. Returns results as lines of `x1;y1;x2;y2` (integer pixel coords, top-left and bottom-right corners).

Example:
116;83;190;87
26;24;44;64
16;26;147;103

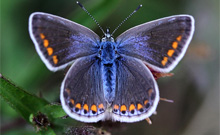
101;37;106;42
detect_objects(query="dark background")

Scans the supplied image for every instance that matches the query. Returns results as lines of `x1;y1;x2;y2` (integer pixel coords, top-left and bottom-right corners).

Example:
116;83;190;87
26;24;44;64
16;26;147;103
1;0;219;135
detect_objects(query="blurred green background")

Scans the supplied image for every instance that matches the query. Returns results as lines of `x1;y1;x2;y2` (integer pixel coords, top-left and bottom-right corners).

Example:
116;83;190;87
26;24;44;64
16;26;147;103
0;0;219;135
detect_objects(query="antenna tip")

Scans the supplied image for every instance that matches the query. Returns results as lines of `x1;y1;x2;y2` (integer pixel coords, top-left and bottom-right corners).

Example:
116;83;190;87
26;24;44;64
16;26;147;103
135;4;142;12
76;1;84;8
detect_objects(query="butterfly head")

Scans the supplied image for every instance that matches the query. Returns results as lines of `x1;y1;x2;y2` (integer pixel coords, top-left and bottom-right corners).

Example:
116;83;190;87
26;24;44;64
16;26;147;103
102;29;114;42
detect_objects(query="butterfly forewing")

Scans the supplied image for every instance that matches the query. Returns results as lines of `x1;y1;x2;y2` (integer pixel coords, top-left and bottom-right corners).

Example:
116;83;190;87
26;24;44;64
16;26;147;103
111;55;159;122
29;12;100;71
116;15;195;73
60;55;108;123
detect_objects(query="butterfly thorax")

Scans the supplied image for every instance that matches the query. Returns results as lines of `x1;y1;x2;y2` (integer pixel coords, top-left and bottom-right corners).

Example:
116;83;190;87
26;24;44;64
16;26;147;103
100;41;116;64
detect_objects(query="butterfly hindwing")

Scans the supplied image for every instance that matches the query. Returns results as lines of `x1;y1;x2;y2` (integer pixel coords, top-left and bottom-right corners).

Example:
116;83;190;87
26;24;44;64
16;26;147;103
111;55;159;122
116;15;195;72
60;55;108;123
29;12;100;71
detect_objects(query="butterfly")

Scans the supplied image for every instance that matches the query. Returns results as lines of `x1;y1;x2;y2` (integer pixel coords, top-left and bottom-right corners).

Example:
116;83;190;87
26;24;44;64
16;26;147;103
29;6;194;123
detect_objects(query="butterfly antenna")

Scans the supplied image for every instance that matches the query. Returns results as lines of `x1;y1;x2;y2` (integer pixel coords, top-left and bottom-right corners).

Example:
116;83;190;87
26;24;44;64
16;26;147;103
111;4;142;36
76;1;105;34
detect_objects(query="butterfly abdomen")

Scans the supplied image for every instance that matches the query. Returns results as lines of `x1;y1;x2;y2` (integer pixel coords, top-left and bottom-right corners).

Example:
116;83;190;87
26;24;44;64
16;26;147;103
101;62;116;104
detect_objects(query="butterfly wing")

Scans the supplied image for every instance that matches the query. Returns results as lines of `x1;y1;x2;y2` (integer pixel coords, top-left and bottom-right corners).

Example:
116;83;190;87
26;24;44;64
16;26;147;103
29;12;100;71
116;15;195;72
111;55;159;122
60;54;108;123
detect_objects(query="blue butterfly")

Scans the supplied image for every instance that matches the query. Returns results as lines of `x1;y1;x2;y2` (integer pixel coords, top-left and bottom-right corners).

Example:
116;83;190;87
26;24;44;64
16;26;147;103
29;4;194;123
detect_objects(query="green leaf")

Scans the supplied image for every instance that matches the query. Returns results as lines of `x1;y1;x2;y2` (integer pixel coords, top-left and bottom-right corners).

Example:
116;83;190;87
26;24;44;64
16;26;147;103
0;74;48;122
0;74;72;134
40;104;66;120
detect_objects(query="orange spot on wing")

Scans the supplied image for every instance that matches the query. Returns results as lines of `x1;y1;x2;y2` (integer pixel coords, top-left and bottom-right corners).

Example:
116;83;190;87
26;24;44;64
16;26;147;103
167;49;175;57
70;99;74;105
113;104;119;110
83;104;89;112
40;33;45;39
98;104;104;109
129;104;135;111
137;103;143;110
176;35;182;41
161;57;168;66
43;39;49;47
91;105;97;112
120;105;127;112
75;103;81;110
53;55;58;64
172;41;178;49
47;47;53;56
144;100;149;105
